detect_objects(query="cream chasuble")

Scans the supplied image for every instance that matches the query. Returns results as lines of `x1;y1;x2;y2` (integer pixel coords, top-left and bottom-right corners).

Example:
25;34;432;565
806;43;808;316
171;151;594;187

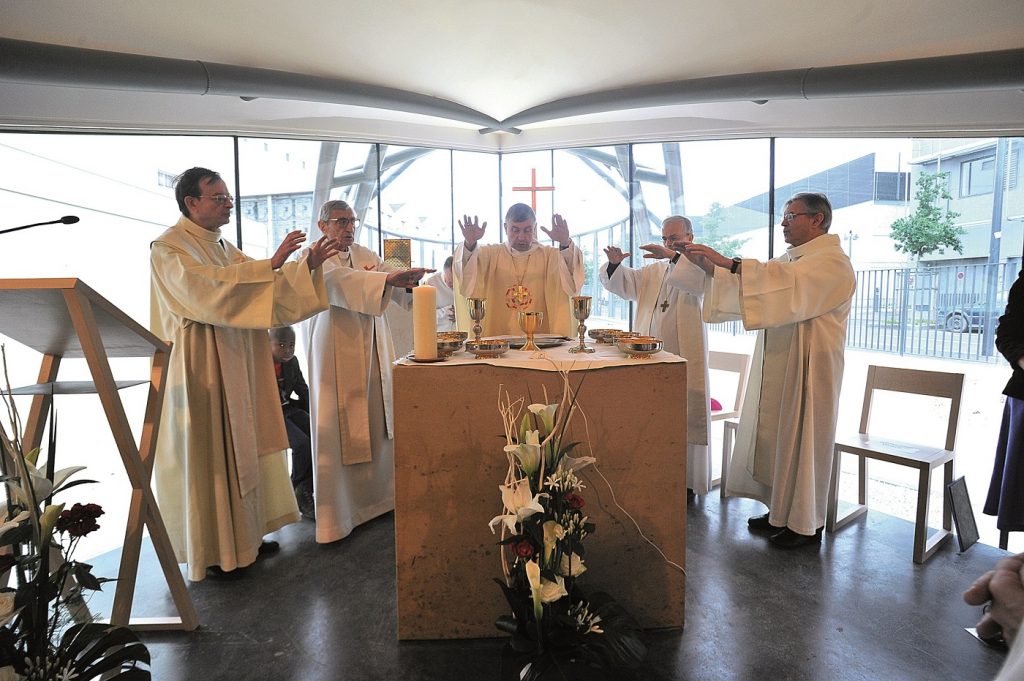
301;244;410;543
601;256;713;493
151;215;329;581
454;240;584;336
702;233;855;535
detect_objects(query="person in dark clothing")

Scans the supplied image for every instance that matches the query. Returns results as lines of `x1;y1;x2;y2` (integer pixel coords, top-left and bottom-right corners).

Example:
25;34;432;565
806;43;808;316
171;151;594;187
986;269;1024;548
270;326;315;520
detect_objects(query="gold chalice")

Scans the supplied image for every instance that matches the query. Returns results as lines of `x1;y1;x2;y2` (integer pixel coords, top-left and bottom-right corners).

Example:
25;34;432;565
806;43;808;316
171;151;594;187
468;298;486;342
569;296;595;354
517;311;544;352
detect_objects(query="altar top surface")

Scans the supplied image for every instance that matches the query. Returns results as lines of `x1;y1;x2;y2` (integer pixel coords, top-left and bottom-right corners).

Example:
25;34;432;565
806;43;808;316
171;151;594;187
395;339;686;371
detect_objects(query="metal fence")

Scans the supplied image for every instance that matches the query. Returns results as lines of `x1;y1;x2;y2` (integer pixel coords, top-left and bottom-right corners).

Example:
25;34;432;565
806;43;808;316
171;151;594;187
710;262;1015;363
847;262;1015;363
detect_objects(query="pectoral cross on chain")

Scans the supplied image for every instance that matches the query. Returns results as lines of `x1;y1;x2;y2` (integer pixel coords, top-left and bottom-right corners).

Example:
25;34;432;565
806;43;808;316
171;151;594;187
660;300;670;312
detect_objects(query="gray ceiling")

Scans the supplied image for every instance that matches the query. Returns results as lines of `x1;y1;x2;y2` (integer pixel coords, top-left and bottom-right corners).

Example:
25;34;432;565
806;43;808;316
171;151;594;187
1;0;1022;150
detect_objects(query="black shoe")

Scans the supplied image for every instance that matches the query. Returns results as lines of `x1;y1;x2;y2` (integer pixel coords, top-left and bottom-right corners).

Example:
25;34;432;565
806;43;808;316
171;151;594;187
768;527;823;549
747;513;783;532
295;485;316;521
206;565;245;580
258;540;280;556
687;488;695;503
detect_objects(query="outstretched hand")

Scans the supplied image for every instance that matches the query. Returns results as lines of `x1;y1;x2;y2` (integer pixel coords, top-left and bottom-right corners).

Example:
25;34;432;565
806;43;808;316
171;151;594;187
682;243;728;274
272;230;308;269
386;267;436;289
305;235;342;271
604;245;630;265
640;243;677;260
540;213;571;248
459;215;486;248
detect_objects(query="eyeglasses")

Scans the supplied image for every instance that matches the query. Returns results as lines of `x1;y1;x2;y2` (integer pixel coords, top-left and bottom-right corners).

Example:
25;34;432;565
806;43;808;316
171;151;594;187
782;211;818;221
198;194;235;204
325;217;360;228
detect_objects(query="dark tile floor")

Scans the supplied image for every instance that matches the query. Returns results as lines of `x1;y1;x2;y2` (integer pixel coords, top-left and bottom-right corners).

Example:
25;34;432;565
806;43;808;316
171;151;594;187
89;494;1012;680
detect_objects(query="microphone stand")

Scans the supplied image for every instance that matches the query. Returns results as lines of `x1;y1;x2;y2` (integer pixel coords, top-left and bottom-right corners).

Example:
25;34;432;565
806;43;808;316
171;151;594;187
0;217;79;236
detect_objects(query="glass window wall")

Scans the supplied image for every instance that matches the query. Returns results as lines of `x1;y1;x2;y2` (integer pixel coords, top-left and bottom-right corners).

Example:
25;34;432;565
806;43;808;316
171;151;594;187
2;131;1023;552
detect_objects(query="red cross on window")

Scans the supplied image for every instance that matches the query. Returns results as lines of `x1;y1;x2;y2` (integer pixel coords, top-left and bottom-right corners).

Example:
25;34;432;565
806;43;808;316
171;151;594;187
512;168;555;212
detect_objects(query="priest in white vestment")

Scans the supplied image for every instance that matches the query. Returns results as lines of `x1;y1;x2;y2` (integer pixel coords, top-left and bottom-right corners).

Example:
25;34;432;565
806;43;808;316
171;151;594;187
455;203;584;337
684;192;856;549
600;215;713;495
151;167;340;581
425;256;457;332
302;200;434;543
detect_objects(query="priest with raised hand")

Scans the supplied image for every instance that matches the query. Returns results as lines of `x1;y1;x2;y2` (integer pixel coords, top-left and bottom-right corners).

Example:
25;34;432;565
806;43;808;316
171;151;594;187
455;203;584;336
150;166;341;581
302;199;433;544
600;215;712;497
683;192;855;550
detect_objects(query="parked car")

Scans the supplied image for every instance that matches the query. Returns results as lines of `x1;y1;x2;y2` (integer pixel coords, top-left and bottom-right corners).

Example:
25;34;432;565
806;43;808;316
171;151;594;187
941;294;1007;333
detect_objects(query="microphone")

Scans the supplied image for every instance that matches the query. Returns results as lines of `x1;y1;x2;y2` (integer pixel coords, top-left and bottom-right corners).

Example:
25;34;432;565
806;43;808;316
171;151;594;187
0;215;80;235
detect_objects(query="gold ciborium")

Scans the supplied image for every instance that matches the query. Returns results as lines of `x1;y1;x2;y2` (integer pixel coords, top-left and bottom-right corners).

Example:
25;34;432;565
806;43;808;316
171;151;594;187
569;296;595;354
517;311;544;352
468;298;486;342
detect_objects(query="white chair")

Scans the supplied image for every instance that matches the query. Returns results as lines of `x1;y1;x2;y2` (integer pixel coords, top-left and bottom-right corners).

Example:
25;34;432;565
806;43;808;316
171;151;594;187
707;350;750;498
825;365;964;564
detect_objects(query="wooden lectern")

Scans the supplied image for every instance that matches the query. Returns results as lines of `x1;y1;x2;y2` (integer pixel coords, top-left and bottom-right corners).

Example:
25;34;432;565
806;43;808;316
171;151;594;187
0;278;197;631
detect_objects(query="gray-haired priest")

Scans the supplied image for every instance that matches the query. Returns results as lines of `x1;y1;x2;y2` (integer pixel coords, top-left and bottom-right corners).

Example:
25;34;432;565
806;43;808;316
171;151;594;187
301;199;433;544
600;215;712;496
683;192;856;550
455;203;584;336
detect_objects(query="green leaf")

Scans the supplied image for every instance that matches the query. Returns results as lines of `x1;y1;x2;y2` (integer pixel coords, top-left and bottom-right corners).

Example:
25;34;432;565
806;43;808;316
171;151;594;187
72;563;103;591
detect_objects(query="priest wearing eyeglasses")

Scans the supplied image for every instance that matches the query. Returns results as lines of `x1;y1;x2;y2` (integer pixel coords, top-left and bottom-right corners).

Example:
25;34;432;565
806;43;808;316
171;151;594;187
150;166;341;581
455;203;584;336
683;192;855;550
600;215;712;497
301;199;433;544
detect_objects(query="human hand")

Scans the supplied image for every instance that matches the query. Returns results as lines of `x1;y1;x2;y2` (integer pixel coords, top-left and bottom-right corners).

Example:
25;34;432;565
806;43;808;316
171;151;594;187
272;230;307;269
964;553;1024;646
305;235;342;271
640;243;677;260
540;214;571;248
447;306;456;322
386;268;436;288
604;246;630;265
682;243;728;274
459;215;486;249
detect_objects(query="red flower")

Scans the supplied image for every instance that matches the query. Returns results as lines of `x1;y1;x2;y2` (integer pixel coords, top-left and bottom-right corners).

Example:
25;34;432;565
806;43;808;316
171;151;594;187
513;540;535;559
54;502;105;538
564;493;585;510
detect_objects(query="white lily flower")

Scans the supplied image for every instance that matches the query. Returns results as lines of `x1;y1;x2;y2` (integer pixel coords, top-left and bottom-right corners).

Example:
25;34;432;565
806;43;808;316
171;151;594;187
525;559;544;621
561;455;597;473
527;403;559;437
542;520;564;566
488;478;544;535
6;463;85;506
539;575;568;603
558;552;587;577
504;430;542;477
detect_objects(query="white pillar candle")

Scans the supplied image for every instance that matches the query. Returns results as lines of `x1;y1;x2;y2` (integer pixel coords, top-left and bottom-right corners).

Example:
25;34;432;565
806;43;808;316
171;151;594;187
413;285;438;360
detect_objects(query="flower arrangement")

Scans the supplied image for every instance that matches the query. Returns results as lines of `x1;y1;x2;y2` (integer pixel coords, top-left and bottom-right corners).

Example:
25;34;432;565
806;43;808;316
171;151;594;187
490;379;645;680
0;350;150;680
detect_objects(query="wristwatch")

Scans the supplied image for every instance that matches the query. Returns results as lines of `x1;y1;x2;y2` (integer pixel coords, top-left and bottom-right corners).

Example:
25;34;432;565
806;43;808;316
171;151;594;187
729;257;742;274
